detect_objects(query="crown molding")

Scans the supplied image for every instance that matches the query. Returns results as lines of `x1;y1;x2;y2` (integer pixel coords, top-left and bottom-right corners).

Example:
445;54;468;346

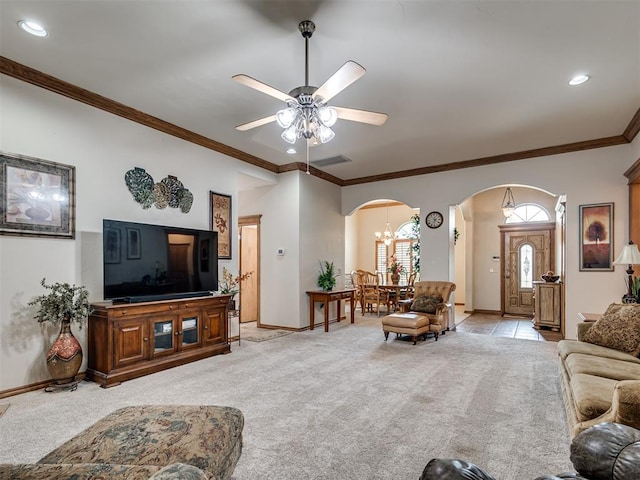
2;55;638;188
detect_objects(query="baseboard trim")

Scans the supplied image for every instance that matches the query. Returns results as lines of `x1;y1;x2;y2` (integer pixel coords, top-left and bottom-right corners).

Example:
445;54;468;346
0;373;87;399
471;309;503;315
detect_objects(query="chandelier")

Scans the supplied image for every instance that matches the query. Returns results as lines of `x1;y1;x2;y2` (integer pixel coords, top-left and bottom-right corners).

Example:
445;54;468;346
276;94;338;144
375;204;398;246
501;187;516;218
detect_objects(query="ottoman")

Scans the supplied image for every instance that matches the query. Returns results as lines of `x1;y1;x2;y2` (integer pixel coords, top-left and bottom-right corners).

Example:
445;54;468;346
37;405;244;480
382;312;436;345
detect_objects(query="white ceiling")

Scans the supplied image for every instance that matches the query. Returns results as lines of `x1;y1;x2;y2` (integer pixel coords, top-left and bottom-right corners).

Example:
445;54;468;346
1;1;639;182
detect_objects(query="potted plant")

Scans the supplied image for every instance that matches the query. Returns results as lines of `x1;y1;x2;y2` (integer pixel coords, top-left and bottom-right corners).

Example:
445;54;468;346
219;267;254;310
317;261;337;291
387;255;405;285
28;278;91;385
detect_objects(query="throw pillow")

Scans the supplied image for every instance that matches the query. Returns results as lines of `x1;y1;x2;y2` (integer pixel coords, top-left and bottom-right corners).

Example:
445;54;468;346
411;295;443;314
582;303;640;357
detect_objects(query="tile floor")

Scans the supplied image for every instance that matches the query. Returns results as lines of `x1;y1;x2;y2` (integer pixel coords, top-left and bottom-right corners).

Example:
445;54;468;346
454;306;562;342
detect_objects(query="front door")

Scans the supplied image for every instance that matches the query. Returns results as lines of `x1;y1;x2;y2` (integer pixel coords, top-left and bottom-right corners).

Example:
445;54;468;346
500;223;555;316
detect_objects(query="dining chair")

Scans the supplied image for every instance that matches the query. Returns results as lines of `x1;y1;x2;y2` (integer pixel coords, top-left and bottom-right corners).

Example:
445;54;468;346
357;270;390;316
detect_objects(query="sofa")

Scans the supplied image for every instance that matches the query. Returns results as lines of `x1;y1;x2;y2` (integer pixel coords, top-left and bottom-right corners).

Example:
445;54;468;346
382;281;456;344
557;303;640;438
419;421;640;480
0;405;244;480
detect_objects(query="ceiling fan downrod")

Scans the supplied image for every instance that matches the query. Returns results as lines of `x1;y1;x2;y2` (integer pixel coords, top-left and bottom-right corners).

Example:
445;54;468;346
299;20;315;88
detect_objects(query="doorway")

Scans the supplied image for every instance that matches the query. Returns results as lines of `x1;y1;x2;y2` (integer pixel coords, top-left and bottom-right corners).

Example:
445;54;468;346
239;215;261;325
499;222;555;316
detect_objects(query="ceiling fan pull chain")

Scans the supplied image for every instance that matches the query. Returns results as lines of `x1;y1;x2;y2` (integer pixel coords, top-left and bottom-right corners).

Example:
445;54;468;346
306;139;310;175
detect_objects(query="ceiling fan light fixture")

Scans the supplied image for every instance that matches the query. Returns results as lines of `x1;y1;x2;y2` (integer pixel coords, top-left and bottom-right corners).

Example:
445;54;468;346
276;107;298;128
281;125;298;144
317;125;335;144
318;106;338;127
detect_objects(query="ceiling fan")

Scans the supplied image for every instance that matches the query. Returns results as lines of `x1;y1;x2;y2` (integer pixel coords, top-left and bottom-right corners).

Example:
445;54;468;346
233;20;388;147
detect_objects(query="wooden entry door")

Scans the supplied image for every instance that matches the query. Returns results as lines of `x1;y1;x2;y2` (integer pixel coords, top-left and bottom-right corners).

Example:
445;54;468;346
239;215;261;324
500;223;555;316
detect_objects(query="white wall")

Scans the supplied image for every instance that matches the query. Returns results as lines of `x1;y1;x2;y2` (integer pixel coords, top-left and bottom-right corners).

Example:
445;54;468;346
343;145;634;339
454;206;466;304
0;76;278;391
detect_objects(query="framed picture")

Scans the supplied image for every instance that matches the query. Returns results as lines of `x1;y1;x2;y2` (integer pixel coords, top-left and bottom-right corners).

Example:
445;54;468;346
579;203;614;271
210;191;231;259
126;228;141;259
104;227;121;264
0;152;75;238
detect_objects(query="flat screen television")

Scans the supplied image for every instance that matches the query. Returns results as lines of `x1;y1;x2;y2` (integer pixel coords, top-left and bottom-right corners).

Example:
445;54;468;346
103;219;218;303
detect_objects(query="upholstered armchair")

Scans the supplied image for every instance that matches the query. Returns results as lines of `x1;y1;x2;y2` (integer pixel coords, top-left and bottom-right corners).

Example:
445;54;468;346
383;281;456;345
407;281;456;335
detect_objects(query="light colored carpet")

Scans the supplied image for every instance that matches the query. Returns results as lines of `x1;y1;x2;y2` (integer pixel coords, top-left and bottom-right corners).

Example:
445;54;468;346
0;315;573;479
0;404;8;419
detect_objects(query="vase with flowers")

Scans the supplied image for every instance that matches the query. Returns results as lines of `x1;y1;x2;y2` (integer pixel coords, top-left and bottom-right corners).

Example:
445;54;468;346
387;255;405;285
28;278;92;385
219;267;254;310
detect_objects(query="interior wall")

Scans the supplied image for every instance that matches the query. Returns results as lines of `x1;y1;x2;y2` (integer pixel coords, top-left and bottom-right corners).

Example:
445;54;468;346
454;207;466;304
342;144;633;340
0;76;278;392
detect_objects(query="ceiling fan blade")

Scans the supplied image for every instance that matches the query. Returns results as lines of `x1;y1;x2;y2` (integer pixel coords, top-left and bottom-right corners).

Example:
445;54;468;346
232;74;295;103
235;115;277;131
313;61;366;103
333;106;388;126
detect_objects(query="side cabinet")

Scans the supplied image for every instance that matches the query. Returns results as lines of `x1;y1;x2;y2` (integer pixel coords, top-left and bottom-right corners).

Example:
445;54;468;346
533;281;561;332
87;295;230;388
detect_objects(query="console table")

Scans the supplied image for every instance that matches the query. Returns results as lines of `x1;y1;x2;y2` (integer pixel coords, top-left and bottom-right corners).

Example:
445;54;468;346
306;288;356;332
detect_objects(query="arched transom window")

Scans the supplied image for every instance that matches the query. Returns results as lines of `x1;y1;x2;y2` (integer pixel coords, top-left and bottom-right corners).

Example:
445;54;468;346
506;204;550;223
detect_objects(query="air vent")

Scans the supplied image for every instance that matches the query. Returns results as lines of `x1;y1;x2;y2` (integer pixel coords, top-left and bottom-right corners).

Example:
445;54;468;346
310;155;352;167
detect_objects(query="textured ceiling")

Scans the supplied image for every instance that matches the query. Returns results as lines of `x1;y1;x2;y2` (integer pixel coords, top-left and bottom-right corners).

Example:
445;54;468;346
1;1;639;183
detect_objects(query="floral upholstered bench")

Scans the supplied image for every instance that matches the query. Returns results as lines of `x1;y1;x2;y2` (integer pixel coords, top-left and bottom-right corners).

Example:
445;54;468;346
0;405;244;479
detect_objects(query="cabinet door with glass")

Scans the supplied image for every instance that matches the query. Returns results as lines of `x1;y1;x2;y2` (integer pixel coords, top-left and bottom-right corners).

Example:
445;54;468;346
151;315;180;357
178;310;202;351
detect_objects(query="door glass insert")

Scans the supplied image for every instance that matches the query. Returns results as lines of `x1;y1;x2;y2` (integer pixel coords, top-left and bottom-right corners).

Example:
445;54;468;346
154;319;174;352
182;316;199;346
520;244;533;289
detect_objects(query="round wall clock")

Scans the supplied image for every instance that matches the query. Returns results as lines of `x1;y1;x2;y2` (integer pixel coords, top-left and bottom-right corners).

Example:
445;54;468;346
425;211;444;229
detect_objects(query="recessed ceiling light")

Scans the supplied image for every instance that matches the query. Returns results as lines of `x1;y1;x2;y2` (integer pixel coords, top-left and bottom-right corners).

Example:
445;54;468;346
569;74;590;86
18;20;48;37
286;148;296;154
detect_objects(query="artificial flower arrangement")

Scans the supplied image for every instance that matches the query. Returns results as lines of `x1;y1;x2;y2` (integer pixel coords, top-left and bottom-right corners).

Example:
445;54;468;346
219;267;254;299
387;255;406;275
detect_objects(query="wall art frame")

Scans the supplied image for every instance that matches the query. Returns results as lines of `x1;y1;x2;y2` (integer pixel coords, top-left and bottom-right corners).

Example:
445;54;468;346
210;191;231;259
0;151;76;239
579;202;614;271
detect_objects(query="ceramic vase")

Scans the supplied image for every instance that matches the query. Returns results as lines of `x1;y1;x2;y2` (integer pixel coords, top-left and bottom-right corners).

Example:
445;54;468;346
391;273;401;285
46;318;83;384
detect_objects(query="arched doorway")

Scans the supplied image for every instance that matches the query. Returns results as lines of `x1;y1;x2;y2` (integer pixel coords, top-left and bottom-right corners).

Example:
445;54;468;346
453;186;563;323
